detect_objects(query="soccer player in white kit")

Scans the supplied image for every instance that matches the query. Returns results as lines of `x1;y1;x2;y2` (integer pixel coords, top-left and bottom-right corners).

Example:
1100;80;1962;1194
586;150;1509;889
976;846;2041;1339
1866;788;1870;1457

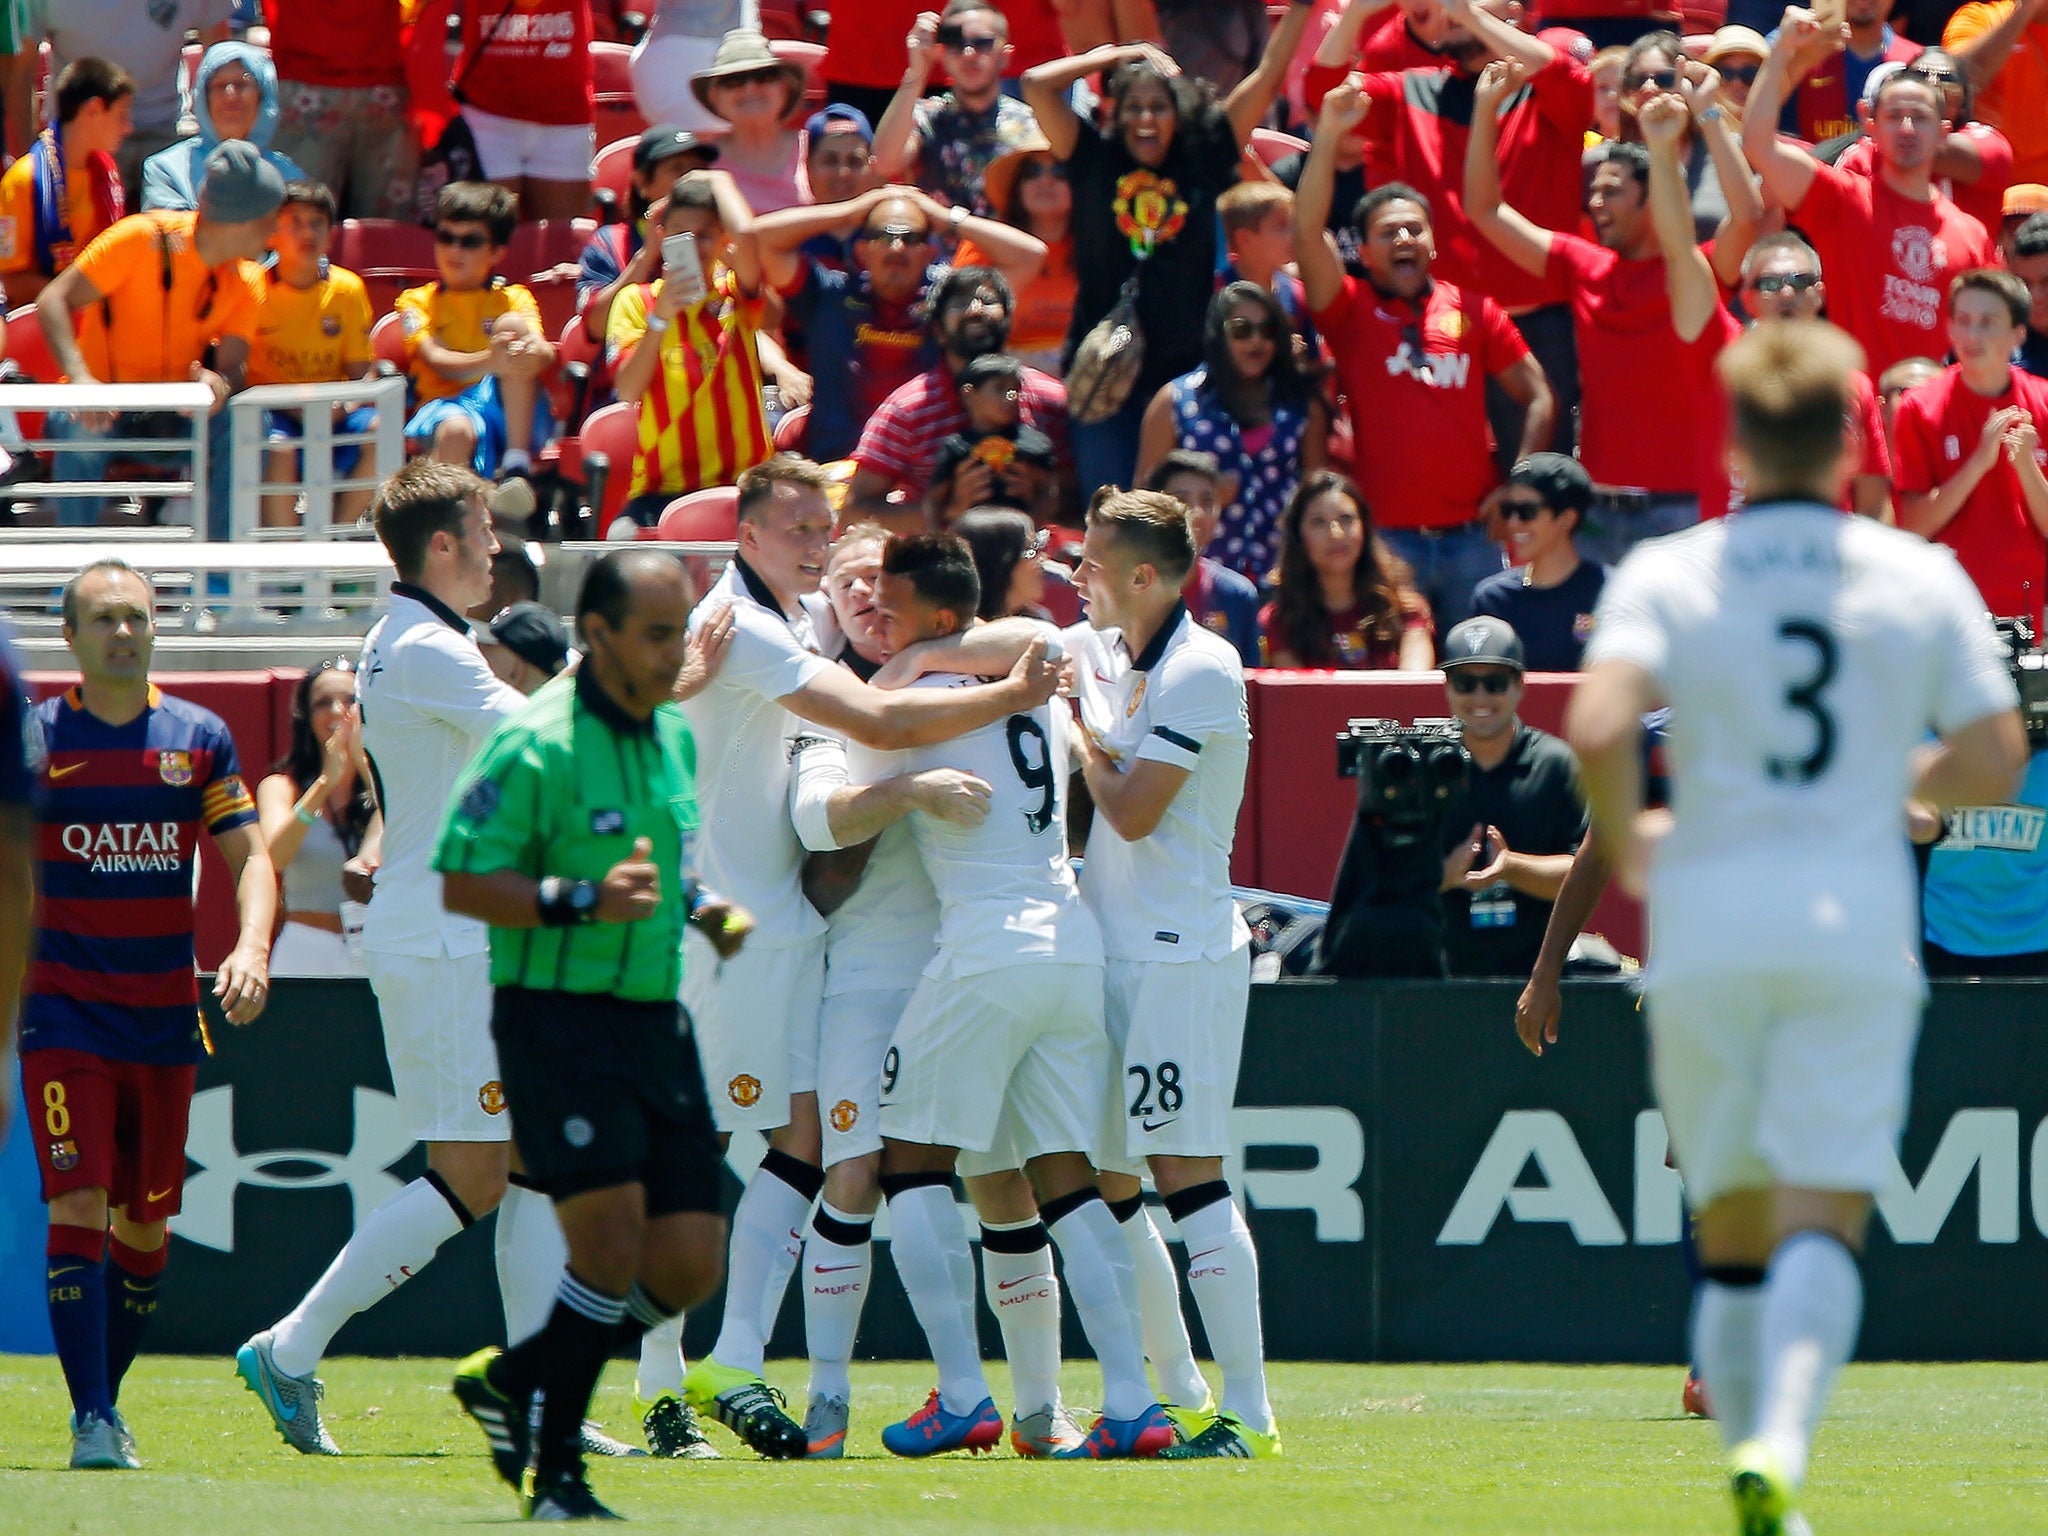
664;458;1059;1456
1570;321;2025;1536
1067;489;1279;1459
235;462;562;1452
851;533;1173;1461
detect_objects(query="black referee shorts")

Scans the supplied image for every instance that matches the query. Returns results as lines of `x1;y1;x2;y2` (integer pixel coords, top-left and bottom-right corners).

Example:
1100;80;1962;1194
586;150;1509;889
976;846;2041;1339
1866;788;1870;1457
491;986;723;1216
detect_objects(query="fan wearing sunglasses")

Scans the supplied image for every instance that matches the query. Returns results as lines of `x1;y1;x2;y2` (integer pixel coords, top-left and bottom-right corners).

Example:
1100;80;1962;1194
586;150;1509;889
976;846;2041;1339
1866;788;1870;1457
872;2;1036;219
1434;615;1586;980
1828;49;2013;242
1467;453;1608;672
1613;34;1765;255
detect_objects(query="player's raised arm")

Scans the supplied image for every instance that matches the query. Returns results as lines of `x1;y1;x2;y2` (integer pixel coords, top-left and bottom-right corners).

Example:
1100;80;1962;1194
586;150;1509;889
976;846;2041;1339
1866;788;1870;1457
869;615;1050;687
785;638;1059;750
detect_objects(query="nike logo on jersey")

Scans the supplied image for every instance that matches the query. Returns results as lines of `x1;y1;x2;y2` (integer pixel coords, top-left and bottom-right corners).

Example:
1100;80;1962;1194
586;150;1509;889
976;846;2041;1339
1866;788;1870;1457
146;1187;176;1203
997;1273;1052;1290
813;1264;862;1274
48;761;86;780
1188;1247;1223;1262
1141;1116;1179;1132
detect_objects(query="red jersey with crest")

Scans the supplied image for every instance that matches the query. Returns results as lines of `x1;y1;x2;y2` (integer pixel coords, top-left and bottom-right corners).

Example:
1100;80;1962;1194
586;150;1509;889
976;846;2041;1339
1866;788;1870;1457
20;686;257;1066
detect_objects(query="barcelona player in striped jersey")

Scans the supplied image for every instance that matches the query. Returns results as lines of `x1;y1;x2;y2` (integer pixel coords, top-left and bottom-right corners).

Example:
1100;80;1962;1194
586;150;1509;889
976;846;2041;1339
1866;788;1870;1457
19;559;276;1471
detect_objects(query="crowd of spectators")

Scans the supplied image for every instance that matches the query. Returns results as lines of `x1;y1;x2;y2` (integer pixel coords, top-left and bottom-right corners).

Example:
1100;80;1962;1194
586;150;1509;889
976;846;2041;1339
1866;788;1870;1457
10;0;2048;684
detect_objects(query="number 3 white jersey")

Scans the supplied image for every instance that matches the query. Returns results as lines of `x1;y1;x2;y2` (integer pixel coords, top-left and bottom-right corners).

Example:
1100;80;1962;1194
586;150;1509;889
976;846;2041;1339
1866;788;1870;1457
846;668;1102;978
1586;505;2018;984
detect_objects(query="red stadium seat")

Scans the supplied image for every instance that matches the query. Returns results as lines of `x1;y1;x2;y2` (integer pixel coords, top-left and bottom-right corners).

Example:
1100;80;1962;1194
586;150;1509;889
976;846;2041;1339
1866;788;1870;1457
758;0;807;41
581;401;641;535
592;41;648;145
655;486;739;542
770;39;827;110
1249;127;1309;168
593;135;637;208
332;218;437;319
505;218;598;277
772;403;809;453
4;301;59;439
550;314;608;432
370;311;410;377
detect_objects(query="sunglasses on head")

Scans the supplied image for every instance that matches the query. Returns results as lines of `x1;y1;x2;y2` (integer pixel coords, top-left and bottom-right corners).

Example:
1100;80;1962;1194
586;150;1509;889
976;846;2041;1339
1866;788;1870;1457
1625;68;1679;90
1497;497;1549;522
1748;271;1821;295
937;24;1001;52
1718;63;1760;84
1914;66;1960;84
1223;316;1276;341
1449;670;1516;695
435;227;491;249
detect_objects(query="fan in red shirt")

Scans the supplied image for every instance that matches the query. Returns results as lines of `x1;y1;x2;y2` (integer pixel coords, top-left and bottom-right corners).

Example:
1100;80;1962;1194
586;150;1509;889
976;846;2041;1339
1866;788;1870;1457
1892;267;2048;623
1317;0;1454;84
1298;77;1554;629
1744;13;1996;378
1831;50;2013;247
1468;59;1760;565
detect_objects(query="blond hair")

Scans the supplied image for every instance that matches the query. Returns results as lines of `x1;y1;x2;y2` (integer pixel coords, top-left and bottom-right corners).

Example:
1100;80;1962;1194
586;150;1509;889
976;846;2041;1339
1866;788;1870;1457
1087;487;1196;583
1716;320;1865;498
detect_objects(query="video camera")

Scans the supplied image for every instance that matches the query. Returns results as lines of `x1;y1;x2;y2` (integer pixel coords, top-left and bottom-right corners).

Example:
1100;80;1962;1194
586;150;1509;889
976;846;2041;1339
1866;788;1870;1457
1993;617;2048;746
1334;719;1471;841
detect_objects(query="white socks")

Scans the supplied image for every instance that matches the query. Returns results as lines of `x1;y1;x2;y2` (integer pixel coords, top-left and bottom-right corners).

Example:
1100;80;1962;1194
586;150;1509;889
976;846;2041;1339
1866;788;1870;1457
1754;1231;1863;1488
1045;1192;1152;1422
709;1152;819;1375
802;1202;874;1405
1692;1277;1765;1449
886;1180;987;1414
270;1175;466;1378
1113;1200;1208;1410
979;1218;1063;1418
1174;1189;1273;1433
635;1313;689;1401
495;1181;566;1347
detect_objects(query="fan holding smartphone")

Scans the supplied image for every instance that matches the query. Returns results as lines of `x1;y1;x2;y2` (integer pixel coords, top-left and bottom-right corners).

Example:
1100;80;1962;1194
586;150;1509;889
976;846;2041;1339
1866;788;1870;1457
605;170;781;530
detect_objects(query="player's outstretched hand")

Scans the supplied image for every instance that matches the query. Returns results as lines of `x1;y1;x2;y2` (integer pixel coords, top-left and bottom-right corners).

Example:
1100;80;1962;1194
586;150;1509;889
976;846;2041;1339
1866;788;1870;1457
599;837;662;923
1515;968;1562;1056
215;942;271;1026
675;602;736;703
911;768;994;826
1007;636;1061;707
691;896;753;958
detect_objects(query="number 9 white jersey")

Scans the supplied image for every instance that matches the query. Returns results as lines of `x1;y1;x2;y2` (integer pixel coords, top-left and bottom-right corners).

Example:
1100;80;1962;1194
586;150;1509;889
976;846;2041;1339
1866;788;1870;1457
846;671;1103;980
1586;505;2018;985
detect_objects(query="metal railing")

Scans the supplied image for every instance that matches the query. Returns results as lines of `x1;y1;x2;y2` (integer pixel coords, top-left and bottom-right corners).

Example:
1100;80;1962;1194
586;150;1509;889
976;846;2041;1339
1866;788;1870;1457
225;376;409;540
0;381;213;507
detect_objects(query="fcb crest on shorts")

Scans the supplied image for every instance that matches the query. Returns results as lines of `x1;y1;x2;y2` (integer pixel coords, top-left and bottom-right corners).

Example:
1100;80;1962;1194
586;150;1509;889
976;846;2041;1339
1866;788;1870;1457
49;1140;78;1171
157;750;193;786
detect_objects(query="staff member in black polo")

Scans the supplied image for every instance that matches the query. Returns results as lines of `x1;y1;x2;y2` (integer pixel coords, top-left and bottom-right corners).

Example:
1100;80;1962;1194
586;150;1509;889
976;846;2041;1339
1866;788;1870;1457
435;550;748;1521
1436;616;1587;978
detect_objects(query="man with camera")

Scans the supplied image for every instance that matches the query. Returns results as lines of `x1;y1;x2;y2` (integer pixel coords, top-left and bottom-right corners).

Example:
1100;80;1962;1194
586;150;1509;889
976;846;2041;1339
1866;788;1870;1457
1435;616;1585;977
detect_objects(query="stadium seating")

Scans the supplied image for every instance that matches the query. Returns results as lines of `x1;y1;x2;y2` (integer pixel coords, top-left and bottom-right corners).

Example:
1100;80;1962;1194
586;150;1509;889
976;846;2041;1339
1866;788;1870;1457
332;219;437;320
771;39;828;111
369;312;409;378
592;41;649;144
773;404;810;453
655;486;740;542
592;135;637;211
1249;127;1310;168
580;402;640;535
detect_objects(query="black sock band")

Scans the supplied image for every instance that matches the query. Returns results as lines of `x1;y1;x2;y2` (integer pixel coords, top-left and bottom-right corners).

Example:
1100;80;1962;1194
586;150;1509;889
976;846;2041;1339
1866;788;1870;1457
1036;1187;1102;1228
534;1280;626;1484
1163;1180;1232;1224
1702;1265;1767;1289
1104;1193;1144;1225
422;1169;477;1228
760;1148;826;1201
879;1169;955;1200
980;1220;1051;1254
812;1208;874;1247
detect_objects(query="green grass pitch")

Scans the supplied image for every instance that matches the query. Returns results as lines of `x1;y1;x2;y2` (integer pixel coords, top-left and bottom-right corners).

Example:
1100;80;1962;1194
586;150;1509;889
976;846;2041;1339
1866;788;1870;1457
2;1357;2044;1533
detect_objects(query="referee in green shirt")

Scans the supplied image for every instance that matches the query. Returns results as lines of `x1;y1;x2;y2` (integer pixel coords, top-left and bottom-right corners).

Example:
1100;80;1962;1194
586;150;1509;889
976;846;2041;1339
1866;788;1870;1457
435;550;748;1521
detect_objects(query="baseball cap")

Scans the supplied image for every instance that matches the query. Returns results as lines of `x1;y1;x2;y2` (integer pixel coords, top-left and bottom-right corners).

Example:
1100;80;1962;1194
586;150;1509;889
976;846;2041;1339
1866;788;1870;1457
198;139;287;225
805;103;874;146
485;602;570;678
635;123;719;172
1441;616;1525;672
1507;452;1595;518
1704;25;1770;65
2005;183;2048;219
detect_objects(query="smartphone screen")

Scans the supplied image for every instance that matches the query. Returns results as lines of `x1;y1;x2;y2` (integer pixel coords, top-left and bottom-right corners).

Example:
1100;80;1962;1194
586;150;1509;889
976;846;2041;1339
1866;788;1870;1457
662;231;707;307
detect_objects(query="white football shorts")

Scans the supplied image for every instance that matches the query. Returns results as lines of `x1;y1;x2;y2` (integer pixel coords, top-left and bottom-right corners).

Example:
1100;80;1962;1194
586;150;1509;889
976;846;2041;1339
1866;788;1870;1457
684;929;825;1134
1093;949;1251;1178
365;949;509;1143
880;960;1108;1162
1646;967;1924;1207
816;984;910;1168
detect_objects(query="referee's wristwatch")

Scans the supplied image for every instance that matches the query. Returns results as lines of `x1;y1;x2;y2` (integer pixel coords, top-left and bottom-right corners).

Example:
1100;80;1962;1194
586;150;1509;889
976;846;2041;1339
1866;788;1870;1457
538;876;601;926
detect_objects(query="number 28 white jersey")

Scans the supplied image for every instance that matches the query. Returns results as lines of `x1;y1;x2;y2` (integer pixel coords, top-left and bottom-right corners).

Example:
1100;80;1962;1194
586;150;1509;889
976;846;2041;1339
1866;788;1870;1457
846;650;1102;979
1586;505;2018;983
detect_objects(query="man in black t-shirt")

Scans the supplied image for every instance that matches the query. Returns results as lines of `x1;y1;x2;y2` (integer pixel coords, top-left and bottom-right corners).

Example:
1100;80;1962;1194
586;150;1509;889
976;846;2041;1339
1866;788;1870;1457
1467;453;1608;671
1435;616;1587;977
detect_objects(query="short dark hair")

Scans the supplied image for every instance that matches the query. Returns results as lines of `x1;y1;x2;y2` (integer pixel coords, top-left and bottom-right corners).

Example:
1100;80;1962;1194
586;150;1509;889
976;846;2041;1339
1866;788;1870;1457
61;557;150;629
1144;448;1222;492
57;57;135;124
281;178;338;226
1087;487;1196;584
881;532;982;631
667;171;721;223
940;0;1007;30
436;181;518;246
371;459;488;581
958;352;1023;391
1872;68;1941;117
735;453;836;525
1952;266;2031;326
491;535;540;604
1741;230;1822;283
1596;141;1651;194
951;507;1037;621
2014;212;2048;261
929;264;1015;347
1353;181;1432;236
576;549;683;642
